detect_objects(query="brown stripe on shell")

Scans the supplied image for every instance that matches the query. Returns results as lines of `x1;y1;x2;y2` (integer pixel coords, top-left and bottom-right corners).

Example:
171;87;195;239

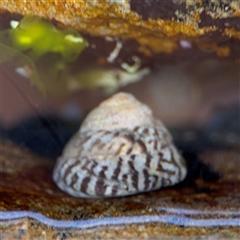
107;142;114;150
128;160;139;190
111;185;118;196
169;148;184;181
145;153;152;168
154;140;158;150
126;146;133;154
130;154;136;161
143;169;151;190
95;166;108;196
95;142;106;152
90;138;102;149
114;132;120;137
162;149;181;169
154;129;159;138
63;162;79;185
122;173;128;182
156;153;164;172
136;139;147;153
112;157;123;180
123;133;135;143
161;143;168;149
162;177;171;187
98;131;113;150
70;172;79;189
143;128;149;135
152;175;159;189
115;143;126;156
78;134;92;147
133;126;140;132
80;176;91;194
81;159;98;176
157;153;176;176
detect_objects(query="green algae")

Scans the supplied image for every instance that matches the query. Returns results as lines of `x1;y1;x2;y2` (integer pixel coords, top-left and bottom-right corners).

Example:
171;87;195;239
1;16;88;95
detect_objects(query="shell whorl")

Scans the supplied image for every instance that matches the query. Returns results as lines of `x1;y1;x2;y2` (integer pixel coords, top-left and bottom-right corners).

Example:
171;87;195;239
80;92;157;132
53;92;187;198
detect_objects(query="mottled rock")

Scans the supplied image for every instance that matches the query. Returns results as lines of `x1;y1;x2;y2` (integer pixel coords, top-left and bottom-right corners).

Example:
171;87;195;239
0;141;239;239
1;0;240;70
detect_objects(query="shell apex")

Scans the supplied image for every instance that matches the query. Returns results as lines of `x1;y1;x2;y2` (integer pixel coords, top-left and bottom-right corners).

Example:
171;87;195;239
80;92;154;131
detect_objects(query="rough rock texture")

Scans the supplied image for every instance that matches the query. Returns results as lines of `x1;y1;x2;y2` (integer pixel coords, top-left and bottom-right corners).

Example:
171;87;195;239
0;141;239;239
1;0;240;72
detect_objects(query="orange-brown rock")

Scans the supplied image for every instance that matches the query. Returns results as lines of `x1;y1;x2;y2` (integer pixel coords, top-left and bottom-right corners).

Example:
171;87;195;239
1;0;240;63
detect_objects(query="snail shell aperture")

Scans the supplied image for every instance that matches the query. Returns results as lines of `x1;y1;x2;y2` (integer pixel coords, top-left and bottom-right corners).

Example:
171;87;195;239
53;92;187;198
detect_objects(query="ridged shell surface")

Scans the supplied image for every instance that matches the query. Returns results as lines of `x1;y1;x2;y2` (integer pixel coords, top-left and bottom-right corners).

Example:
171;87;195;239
53;92;187;198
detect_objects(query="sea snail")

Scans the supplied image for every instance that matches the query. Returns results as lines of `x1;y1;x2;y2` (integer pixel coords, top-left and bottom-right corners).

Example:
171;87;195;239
53;92;187;198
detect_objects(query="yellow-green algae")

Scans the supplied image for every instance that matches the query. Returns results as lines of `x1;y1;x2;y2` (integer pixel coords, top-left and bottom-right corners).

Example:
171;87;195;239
1;16;88;95
9;16;88;62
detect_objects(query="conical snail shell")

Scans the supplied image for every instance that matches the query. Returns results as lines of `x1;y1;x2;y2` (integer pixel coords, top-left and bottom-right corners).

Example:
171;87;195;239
53;92;187;198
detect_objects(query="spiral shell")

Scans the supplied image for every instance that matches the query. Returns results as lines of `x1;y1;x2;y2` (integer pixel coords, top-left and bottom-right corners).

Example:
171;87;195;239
53;92;187;198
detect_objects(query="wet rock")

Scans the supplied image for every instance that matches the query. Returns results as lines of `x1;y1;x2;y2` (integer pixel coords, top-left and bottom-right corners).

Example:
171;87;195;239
1;0;240;70
0;141;239;238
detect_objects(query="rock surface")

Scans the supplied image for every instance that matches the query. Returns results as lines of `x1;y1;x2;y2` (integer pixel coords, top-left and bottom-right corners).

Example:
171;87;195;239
0;141;239;239
1;0;240;70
